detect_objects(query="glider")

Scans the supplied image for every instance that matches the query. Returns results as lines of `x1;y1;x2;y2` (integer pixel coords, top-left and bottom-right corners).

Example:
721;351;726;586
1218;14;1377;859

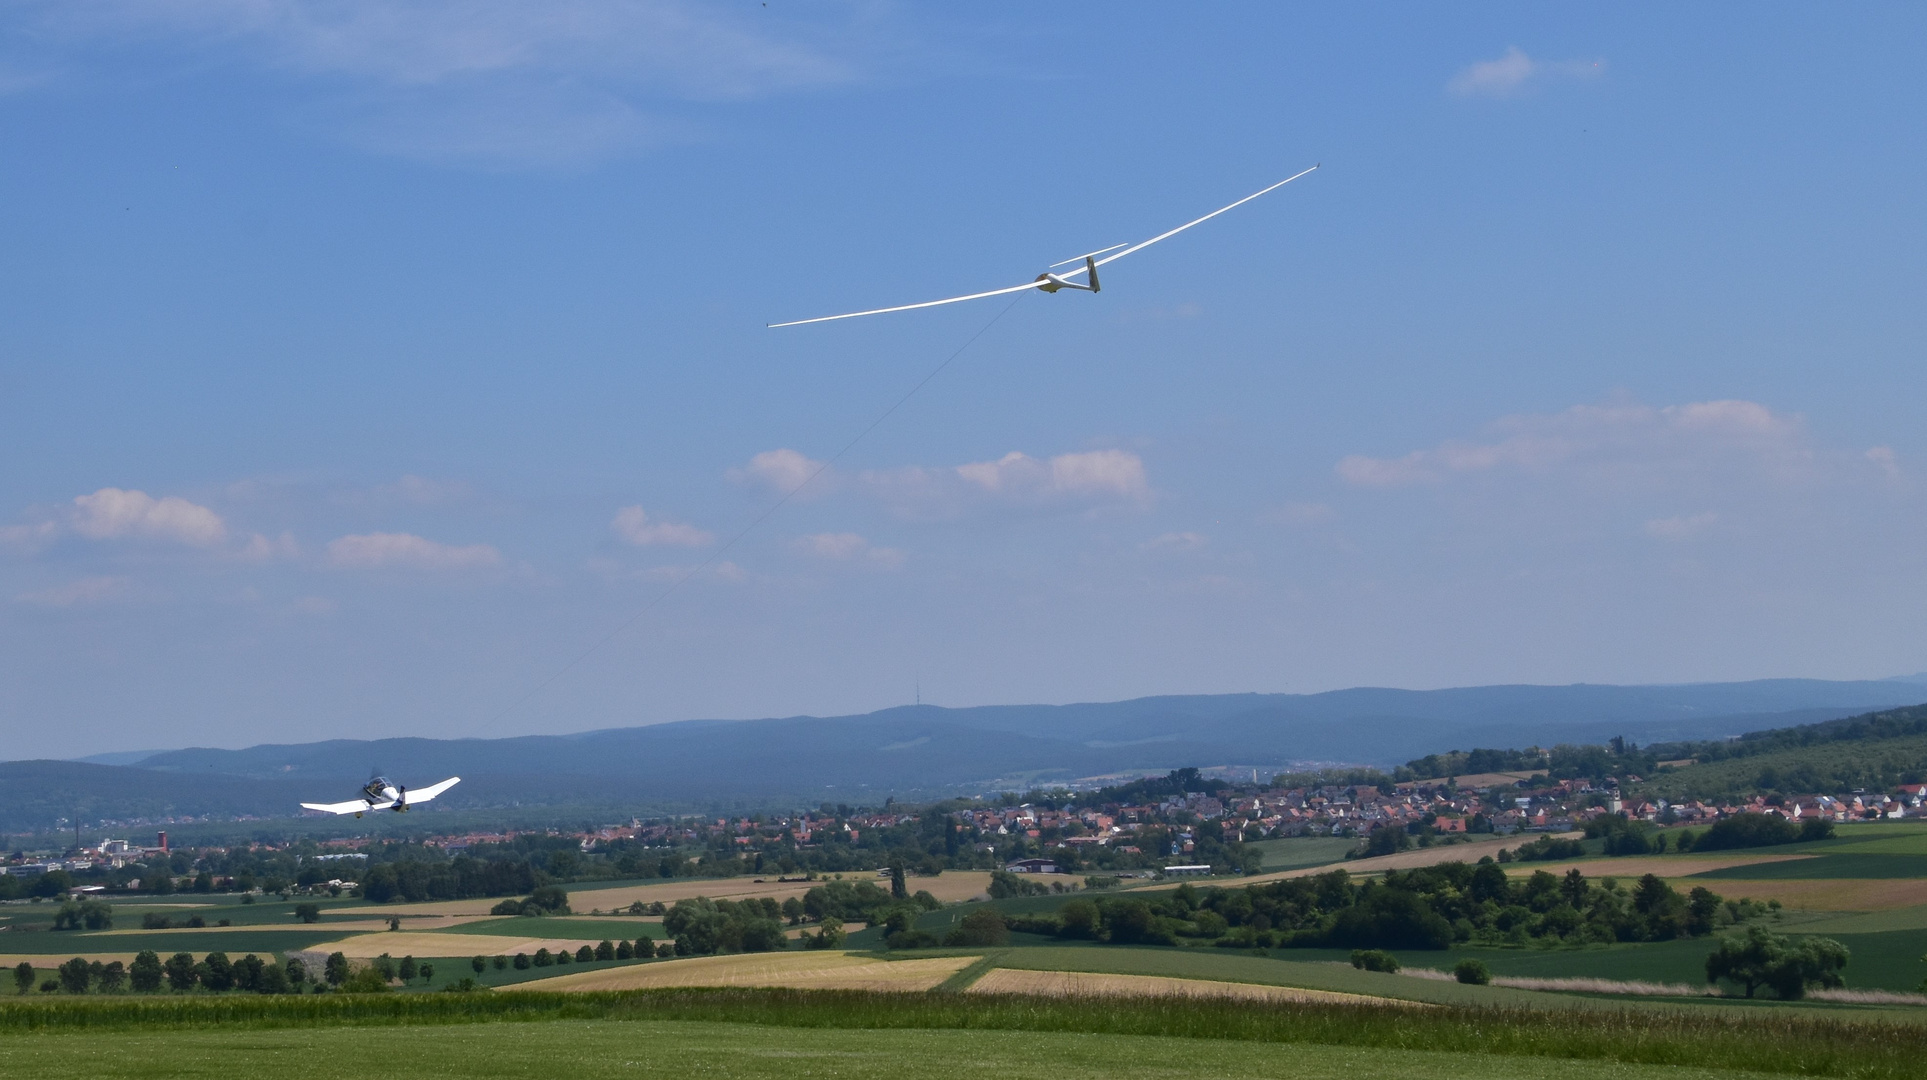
301;775;460;818
769;164;1319;328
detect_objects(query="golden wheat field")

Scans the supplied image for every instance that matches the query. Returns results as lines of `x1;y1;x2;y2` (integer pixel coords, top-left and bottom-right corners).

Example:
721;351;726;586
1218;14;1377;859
504;950;976;992
964;968;1408;1005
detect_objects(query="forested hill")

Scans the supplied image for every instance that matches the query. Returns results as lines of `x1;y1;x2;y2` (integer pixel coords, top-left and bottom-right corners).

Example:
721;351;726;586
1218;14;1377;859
4;677;1922;830
1635;703;1927;800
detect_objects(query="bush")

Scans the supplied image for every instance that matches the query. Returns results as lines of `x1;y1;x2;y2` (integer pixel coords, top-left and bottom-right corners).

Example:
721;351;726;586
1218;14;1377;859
337;966;391;993
1349;949;1400;973
943;909;1010;948
884;930;940;949
987;871;1050;899
140;912;171;930
293;903;321;924
1454;958;1491;985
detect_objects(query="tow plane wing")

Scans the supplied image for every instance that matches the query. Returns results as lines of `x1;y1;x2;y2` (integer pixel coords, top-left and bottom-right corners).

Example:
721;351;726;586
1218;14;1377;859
769;165;1318;328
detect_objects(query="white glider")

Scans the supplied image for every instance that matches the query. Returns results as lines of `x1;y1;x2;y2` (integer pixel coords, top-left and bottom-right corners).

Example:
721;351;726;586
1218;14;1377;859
769;165;1319;328
301;775;460;818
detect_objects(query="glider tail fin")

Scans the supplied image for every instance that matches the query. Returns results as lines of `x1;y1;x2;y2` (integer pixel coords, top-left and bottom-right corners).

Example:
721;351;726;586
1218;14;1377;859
1086;256;1100;293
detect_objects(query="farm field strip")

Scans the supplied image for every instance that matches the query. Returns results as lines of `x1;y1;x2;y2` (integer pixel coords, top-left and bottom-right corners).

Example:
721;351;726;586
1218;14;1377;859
964;967;1407;1006
505;950;975;992
298;931;613;958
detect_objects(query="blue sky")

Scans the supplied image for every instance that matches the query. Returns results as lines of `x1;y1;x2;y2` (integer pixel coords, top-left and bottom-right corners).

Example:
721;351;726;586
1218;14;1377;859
3;3;1924;759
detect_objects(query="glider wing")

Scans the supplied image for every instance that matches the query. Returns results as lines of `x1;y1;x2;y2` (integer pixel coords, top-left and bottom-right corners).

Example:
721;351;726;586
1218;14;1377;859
405;777;461;804
769;278;1051;328
300;799;373;816
768;165;1318;328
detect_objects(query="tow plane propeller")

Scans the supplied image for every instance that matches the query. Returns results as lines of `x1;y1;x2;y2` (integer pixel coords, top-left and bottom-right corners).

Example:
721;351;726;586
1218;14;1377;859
301;775;460;818
769;165;1318;328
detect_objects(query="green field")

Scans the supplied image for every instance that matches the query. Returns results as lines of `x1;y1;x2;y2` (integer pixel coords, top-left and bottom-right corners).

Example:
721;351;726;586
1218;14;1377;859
0;1016;1811;1080
2;987;1922;1080
1246;836;1357;870
1692;854;1927;879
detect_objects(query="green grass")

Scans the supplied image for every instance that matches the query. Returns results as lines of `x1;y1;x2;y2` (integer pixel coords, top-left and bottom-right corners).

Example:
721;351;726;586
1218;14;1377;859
0;988;1922;1078
0;1015;1793;1080
1245;836;1356;870
0;930;348;955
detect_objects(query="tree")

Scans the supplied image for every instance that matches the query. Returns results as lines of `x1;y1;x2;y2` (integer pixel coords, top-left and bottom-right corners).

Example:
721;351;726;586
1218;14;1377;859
528;885;571;914
472;956;488;975
889;859;908;900
1706;926;1850;999
202;952;234;992
256;964;290;994
164;952;199;991
53;900;113;931
1696;813;1799;851
513;953;531;970
286;958;308;989
97;961;125;993
418;963;434;983
292;903;321;924
324;951;351;987
130;951;163;993
595;940;615;961
58;957;92;994
14;962;35;995
615;940;633;960
781;897;804;925
398;955;418;981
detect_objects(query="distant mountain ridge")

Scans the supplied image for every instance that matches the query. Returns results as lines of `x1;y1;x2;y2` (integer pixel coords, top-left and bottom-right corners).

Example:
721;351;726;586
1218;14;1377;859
4;676;1917;831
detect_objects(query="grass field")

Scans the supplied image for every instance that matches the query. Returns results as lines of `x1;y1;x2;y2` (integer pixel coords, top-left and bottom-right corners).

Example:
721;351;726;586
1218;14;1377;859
429;916;662;940
0;1015;1806;1080
2;987;1922;1079
1245;836;1356;870
1692;854;1927;879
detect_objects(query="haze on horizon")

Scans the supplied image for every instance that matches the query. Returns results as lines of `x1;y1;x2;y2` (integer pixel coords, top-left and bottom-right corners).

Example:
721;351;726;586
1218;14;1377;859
2;3;1924;761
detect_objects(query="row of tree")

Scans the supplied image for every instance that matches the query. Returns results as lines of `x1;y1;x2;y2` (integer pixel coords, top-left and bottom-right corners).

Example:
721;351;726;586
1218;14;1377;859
993;861;1766;951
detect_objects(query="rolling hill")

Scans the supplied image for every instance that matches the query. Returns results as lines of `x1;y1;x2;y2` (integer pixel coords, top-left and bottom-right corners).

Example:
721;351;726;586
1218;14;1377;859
4;677;1922;831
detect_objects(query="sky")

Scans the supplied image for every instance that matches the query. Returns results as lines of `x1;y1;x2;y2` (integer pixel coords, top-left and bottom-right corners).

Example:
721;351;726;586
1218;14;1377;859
2;3;1924;760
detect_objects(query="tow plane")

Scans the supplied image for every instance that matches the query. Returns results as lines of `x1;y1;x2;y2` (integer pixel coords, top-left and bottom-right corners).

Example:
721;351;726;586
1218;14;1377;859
301;775;460;818
769;164;1318;328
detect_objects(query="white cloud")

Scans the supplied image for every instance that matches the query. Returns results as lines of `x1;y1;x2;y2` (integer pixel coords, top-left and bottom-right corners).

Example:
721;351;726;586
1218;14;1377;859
22;1;864;166
729;448;830;497
1867;446;1901;479
1644;512;1718;541
611;506;714;547
236;531;301;562
794;531;904;569
869;448;1151;518
324;531;501;570
0;520;59;553
1142;531;1207;553
14;576;130;608
70;488;227;546
1337;400;1811;488
1449;47;1605;99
